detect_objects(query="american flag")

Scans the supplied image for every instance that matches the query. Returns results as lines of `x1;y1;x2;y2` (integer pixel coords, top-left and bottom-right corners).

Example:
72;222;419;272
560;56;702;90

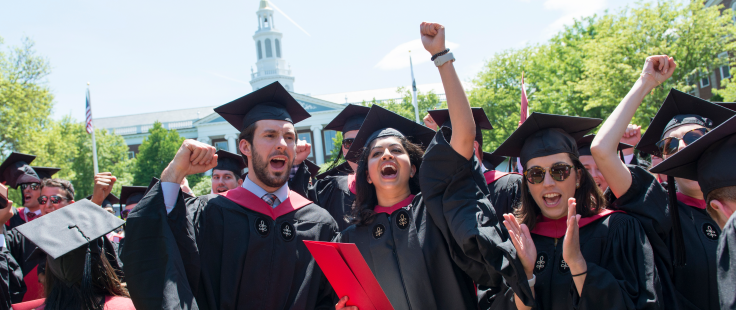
520;72;529;124
85;88;93;134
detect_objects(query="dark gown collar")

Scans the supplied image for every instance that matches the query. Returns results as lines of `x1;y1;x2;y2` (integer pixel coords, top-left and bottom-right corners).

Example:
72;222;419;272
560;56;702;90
531;209;623;238
374;194;415;215
348;173;356;195
483;170;521;185
219;187;313;220
676;192;706;210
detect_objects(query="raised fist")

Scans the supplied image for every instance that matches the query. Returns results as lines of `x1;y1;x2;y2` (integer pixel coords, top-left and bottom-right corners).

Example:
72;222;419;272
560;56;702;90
641;55;676;86
420;22;447;56
161;139;218;184
423;113;438;131
91;172;117;206
294;139;312;166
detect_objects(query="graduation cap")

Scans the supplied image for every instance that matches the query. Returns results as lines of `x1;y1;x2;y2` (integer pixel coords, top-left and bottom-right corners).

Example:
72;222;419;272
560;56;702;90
427;107;493;144
214;82;311;132
305;159;321;179
0;152;40;189
15;199;125;287
492;112;602;166
637;89;735;157
482;152;507;170
325;104;371;133
213;149;247;176
716;102;736;111
650;115;736;199
120;186;147;205
85;193;120;209
576;135;632;157
31;166;61;180
345;105;436;162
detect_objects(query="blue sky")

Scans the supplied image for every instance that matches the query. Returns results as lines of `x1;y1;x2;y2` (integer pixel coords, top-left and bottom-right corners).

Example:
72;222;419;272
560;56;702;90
1;0;644;120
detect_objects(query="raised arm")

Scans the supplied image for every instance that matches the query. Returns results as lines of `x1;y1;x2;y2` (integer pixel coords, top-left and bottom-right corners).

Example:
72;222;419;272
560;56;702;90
590;55;675;197
420;22;475;160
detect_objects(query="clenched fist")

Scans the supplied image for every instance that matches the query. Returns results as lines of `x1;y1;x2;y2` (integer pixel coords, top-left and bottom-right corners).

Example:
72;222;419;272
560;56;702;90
91;172;117;206
161;139;219;184
294;139;312;166
420;22;447;56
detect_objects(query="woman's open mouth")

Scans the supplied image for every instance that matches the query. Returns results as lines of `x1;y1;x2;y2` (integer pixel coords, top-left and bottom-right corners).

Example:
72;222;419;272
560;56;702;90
380;162;398;179
542;192;562;207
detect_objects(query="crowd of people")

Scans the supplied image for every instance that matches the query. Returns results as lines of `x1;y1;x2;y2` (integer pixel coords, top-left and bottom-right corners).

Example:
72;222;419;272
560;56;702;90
0;22;735;310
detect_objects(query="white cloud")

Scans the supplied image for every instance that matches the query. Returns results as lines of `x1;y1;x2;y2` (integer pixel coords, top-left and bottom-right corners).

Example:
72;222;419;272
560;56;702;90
542;0;607;36
374;39;459;71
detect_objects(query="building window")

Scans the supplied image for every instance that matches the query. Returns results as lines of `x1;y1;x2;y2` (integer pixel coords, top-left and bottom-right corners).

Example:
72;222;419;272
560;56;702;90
212;139;228;151
720;52;732;80
257;41;262;60
128;151;135;159
265;39;273;58
323;130;337;160
701;76;710;88
275;39;281;58
297;131;315;160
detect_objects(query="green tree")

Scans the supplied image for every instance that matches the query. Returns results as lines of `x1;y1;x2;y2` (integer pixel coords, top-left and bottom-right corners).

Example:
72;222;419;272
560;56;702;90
191;177;212;196
0;37;54;154
70;128;135;199
133;122;185;186
471;0;736;152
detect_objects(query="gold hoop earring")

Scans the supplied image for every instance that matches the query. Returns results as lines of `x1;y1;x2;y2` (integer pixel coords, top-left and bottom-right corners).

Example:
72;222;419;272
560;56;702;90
576;182;580;189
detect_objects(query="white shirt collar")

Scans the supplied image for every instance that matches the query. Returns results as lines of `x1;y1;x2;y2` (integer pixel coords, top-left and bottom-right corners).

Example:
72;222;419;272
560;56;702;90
243;175;289;208
24;207;41;216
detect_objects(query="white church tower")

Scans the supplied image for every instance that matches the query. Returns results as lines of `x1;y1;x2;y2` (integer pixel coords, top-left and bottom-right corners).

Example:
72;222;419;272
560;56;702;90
250;0;295;91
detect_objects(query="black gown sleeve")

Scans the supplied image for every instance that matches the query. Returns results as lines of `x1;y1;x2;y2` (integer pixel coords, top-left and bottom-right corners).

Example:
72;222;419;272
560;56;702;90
288;161;313;199
0;227;25;307
572;214;662;310
120;181;200;310
717;214;736;310
419;131;534;307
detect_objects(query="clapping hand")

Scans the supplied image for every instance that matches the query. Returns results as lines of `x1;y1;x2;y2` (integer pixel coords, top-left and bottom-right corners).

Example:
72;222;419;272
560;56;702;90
503;213;537;279
562;198;586;275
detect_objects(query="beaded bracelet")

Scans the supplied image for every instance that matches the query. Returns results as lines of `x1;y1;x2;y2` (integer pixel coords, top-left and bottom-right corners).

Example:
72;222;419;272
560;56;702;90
431;48;450;61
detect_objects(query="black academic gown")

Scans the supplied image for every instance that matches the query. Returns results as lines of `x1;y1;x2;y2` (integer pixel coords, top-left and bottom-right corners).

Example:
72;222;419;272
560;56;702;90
477;171;523;309
609;166;720;310
717;213;736;309
4;228;44;302
522;212;663;310
121;182;339;310
289;162;357;232
4;212;25;231
0;226;25;308
335;131;534;310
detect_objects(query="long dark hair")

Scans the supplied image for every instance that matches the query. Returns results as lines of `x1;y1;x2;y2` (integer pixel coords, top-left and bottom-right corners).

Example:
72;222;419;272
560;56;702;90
43;247;129;310
515;153;607;230
348;135;424;226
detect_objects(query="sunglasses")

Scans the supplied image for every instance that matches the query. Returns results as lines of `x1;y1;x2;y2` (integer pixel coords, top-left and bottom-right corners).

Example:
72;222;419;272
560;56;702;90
524;163;575;184
38;195;69;205
342;138;355;149
20;183;40;191
655;127;709;156
121;209;131;220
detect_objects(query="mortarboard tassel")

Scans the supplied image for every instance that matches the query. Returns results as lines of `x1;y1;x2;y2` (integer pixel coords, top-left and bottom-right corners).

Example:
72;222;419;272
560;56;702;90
666;176;686;267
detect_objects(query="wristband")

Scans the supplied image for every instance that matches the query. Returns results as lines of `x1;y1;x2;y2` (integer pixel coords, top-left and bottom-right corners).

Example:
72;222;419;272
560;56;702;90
430;48;450;61
572;270;587;277
434;52;455;67
527;274;536;286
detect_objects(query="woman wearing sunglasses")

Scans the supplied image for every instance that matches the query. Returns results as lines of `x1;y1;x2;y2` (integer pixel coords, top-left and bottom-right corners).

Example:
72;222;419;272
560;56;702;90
492;110;663;309
592;55;736;310
333;22;534;310
290;104;369;232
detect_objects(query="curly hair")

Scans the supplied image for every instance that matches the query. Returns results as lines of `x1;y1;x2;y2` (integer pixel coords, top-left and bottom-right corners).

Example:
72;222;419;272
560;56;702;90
515;153;607;230
348;135;424;226
41;178;75;201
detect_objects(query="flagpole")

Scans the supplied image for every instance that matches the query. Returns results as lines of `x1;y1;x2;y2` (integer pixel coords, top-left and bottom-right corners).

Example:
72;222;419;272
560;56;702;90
87;82;99;175
409;51;420;124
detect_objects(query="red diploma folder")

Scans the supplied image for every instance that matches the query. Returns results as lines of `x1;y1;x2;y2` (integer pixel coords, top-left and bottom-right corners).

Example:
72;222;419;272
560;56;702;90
304;241;394;310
